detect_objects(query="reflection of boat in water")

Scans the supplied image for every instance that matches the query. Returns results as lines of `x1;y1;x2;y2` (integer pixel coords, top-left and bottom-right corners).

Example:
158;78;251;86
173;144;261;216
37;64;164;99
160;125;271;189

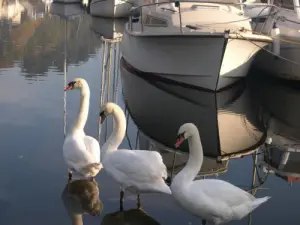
138;131;229;179
261;146;300;183
61;179;103;220
49;2;83;19
0;0;25;24
121;57;266;160
248;74;300;183
89;0;142;18
101;208;160;225
248;74;300;146
90;17;126;40
53;0;81;6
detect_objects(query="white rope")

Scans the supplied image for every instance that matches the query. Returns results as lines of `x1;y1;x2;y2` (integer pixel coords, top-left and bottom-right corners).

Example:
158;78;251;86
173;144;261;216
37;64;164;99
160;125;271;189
63;20;68;138
98;37;122;142
98;41;107;142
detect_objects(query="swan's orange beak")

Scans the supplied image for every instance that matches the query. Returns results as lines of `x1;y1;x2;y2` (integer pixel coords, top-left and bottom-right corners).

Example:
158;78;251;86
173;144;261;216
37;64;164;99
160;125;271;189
64;85;72;91
175;135;185;148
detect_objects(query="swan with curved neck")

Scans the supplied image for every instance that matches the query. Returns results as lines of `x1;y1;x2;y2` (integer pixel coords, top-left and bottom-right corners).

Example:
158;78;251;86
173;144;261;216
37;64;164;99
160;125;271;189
171;123;270;225
63;78;102;181
99;102;171;209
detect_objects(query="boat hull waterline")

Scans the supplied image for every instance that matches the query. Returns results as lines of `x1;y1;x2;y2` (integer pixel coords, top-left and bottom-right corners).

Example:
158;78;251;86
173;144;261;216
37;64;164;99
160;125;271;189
121;31;268;91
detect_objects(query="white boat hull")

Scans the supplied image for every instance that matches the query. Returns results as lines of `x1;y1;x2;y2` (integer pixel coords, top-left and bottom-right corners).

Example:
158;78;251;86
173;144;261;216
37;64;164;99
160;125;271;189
121;30;266;91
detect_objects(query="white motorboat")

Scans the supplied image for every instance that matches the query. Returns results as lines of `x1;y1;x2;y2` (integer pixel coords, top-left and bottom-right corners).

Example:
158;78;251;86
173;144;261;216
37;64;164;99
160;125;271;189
120;0;277;91
253;0;300;79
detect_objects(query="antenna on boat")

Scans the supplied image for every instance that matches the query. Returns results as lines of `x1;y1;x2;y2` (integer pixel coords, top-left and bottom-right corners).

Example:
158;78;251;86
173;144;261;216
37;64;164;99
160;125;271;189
271;22;280;60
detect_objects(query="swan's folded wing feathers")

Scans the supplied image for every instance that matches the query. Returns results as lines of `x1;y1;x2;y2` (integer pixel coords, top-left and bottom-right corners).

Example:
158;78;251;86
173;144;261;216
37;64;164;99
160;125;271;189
191;179;255;207
107;150;167;183
63;136;95;171
84;136;100;163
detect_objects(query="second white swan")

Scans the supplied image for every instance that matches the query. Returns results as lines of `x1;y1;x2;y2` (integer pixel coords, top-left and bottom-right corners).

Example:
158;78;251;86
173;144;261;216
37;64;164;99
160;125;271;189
171;123;270;225
99;102;171;208
63;78;102;181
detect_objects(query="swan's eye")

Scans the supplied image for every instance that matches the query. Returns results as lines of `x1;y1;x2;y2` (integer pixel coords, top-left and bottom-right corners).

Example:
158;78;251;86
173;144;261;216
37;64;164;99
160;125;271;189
99;111;106;124
68;81;76;87
175;132;185;148
64;81;77;91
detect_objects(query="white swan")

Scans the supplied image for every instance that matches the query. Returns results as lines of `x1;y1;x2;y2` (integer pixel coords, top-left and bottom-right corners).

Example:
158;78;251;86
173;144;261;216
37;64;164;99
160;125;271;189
63;78;102;181
99;102;171;208
171;123;270;225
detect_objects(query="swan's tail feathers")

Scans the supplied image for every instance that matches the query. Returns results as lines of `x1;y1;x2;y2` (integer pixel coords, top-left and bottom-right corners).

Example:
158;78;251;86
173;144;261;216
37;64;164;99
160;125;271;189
81;163;103;177
232;196;271;220
250;196;271;211
158;182;172;195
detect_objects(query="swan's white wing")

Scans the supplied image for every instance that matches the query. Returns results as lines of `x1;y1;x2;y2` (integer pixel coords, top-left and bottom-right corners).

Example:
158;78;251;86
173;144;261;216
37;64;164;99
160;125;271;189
104;149;167;184
63;134;95;172
84;136;100;163
190;179;255;207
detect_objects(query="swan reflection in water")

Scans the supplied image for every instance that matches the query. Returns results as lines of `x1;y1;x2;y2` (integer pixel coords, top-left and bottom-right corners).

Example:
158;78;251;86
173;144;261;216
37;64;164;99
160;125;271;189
61;179;103;224
101;207;160;225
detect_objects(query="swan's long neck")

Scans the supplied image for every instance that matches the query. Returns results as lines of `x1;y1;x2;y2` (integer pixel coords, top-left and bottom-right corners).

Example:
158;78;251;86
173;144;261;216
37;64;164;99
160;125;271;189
102;106;126;158
72;84;90;133
173;131;203;184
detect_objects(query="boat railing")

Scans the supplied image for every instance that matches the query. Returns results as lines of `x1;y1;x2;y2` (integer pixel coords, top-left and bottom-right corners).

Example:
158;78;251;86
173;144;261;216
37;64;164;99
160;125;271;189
128;0;282;36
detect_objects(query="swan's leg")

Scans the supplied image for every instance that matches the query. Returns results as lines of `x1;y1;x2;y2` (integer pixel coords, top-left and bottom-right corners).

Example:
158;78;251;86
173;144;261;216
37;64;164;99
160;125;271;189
202;219;206;225
89;177;95;182
137;193;141;209
68;169;72;181
120;189;124;211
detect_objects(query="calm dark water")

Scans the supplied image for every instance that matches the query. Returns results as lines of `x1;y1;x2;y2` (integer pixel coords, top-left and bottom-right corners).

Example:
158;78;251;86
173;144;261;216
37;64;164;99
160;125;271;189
0;1;300;225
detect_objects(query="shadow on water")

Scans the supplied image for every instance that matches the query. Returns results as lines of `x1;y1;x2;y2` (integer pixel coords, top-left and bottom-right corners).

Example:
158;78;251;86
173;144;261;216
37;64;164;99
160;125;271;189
101;208;161;225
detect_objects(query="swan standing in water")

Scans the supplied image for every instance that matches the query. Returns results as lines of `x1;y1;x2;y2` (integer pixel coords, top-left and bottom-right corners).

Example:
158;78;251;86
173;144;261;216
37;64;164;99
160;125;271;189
63;78;102;181
99;102;171;209
171;123;270;225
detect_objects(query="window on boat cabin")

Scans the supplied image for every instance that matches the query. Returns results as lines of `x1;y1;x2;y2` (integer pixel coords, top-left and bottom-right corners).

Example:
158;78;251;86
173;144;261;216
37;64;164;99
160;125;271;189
144;15;168;27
